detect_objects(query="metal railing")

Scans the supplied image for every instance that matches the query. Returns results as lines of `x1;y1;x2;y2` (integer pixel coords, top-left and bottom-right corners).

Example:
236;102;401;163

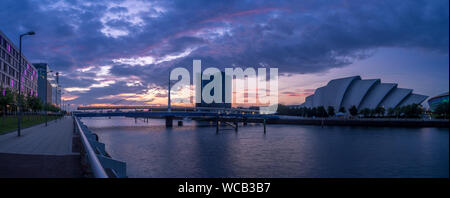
73;116;108;178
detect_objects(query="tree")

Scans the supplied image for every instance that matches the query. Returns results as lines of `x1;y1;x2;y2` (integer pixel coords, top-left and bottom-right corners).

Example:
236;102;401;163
317;106;328;117
360;108;371;118
349;105;358;117
0;88;14;116
338;106;346;114
401;104;423;118
44;103;61;112
311;107;317;117
327;106;335;117
27;96;43;112
17;94;28;112
387;108;395;117
374;106;385;117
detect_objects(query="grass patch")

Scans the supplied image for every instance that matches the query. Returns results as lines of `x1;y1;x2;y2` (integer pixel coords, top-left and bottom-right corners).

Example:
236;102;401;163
0;115;62;135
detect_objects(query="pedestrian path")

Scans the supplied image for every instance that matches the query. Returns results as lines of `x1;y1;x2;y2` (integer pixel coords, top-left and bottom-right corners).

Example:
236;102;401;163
0;117;75;155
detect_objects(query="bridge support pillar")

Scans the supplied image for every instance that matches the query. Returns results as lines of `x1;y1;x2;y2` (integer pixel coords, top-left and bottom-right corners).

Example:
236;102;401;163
263;119;266;134
216;119;219;133
165;117;173;128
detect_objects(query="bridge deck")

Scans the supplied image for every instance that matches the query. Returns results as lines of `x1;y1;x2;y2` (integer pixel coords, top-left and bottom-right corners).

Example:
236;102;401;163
73;111;279;119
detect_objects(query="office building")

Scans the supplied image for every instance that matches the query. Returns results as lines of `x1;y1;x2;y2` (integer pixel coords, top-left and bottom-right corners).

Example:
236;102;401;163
34;63;60;106
0;29;38;97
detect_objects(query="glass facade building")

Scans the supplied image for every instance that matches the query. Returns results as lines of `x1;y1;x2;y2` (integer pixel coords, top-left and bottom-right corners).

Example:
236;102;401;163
34;63;60;106
427;92;449;112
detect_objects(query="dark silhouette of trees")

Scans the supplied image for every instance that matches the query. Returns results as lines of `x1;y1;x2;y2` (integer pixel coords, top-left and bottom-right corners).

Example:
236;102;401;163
275;103;427;119
317;106;328;117
327;106;335;117
0;88;14;116
349;105;358;117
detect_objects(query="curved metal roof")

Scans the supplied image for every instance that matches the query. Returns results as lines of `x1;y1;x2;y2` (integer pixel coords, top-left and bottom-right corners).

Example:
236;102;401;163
299;76;428;111
399;94;428;107
358;83;397;109
312;86;326;107
427;92;449;101
379;88;412;109
341;79;380;109
303;95;313;108
322;76;361;109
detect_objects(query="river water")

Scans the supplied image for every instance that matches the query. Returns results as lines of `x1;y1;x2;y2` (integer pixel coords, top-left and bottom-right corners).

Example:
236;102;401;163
81;117;448;178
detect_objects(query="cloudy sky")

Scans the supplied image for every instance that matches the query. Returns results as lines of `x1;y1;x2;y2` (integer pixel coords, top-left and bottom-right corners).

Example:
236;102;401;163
1;0;448;108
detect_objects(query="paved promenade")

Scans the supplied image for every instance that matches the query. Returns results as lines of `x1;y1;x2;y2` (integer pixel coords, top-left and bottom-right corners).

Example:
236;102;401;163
0;117;83;178
0;117;74;155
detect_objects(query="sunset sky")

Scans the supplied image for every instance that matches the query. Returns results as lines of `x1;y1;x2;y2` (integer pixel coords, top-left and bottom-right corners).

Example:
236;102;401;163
1;0;448;109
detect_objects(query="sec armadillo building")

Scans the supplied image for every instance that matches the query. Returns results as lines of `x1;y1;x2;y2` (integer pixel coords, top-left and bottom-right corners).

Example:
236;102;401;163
300;76;428;110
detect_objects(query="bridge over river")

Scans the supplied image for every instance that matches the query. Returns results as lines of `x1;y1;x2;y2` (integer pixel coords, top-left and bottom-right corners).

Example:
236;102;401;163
74;107;279;131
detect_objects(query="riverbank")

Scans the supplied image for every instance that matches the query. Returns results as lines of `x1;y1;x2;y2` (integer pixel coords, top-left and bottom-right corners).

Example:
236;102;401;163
269;116;450;128
207;116;449;128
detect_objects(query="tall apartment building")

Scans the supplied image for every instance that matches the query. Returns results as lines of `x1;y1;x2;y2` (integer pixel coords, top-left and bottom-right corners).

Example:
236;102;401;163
0;29;38;97
34;63;60;106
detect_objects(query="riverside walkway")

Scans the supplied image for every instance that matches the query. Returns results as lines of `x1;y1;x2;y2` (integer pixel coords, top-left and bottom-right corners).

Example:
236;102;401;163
0;117;83;178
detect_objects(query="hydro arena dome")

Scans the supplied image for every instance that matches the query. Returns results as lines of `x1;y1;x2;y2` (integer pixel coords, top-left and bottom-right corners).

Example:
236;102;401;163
300;76;428;111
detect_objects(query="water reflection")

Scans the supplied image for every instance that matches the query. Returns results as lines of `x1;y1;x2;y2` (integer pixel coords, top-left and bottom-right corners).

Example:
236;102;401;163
82;117;449;178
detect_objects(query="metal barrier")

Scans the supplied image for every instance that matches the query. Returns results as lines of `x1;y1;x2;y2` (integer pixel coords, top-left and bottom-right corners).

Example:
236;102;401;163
73;116;126;178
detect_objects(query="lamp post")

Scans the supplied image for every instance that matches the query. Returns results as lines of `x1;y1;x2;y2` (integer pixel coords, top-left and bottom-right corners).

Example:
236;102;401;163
43;70;53;127
17;31;35;137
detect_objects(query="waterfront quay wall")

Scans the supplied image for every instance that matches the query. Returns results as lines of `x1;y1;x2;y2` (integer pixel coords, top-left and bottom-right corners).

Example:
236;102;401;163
268;117;449;128
201;116;449;128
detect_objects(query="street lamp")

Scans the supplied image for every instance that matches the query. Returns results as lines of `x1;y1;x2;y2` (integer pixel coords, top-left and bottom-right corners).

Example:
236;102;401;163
43;70;53;127
17;31;35;137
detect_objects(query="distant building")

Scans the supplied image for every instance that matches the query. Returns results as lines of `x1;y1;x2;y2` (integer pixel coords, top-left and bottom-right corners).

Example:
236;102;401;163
428;92;449;112
196;71;232;108
0;29;38;97
34;63;60;106
299;76;428;111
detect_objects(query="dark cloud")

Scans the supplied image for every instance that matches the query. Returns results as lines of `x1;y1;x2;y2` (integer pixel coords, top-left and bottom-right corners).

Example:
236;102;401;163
0;0;447;105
